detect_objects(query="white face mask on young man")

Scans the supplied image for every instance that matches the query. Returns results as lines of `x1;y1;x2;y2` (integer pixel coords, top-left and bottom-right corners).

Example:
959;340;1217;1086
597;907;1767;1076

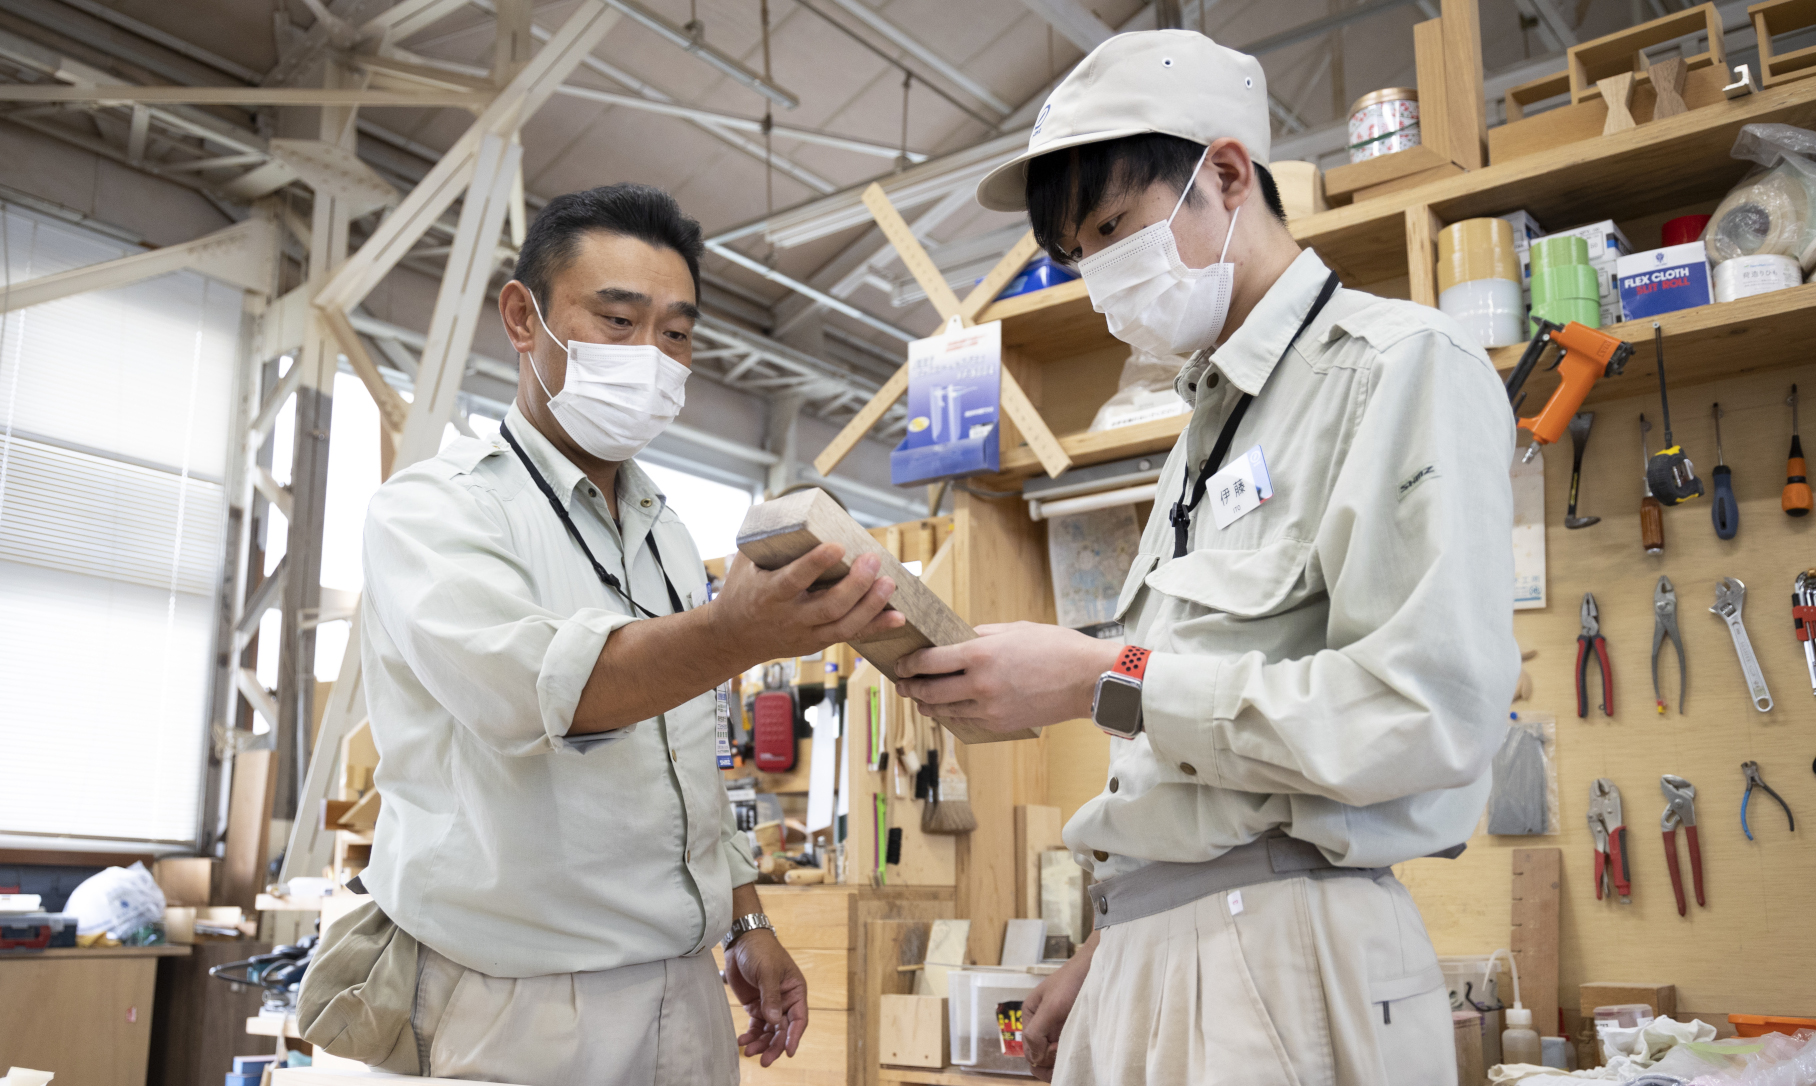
523;287;690;461
1075;148;1241;358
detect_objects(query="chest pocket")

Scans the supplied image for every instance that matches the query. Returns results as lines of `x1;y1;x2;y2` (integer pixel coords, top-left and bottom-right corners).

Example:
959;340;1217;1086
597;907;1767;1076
1119;537;1322;626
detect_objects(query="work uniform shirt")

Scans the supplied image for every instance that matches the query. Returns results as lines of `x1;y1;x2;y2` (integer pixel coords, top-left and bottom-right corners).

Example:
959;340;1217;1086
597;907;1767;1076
358;403;757;979
1066;249;1521;882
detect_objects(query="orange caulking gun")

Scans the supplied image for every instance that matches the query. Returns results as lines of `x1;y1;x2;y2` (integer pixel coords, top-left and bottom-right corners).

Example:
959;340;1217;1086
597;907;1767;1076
1505;320;1634;458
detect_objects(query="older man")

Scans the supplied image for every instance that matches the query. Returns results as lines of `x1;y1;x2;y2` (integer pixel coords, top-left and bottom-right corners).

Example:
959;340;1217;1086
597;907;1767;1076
304;183;904;1085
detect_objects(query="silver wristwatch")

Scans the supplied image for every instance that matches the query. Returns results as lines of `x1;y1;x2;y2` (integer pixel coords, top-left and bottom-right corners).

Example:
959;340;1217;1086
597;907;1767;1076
723;912;775;948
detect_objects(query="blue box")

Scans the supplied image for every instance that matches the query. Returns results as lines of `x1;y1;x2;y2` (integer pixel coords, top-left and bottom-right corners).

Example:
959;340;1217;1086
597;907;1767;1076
1617;242;1712;320
891;321;1001;486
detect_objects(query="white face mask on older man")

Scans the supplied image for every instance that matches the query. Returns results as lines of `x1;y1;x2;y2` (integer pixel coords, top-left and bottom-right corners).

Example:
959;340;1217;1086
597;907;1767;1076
523;287;689;461
1075;148;1241;358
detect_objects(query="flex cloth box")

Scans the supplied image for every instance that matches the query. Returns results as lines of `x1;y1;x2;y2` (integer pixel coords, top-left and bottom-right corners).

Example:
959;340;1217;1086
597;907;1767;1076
1617;241;1713;319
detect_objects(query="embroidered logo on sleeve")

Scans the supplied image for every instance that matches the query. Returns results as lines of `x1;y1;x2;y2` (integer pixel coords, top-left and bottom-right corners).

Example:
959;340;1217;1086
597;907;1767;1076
1397;464;1439;501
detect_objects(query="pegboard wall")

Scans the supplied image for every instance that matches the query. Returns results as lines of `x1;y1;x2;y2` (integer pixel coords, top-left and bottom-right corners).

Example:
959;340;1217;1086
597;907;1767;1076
1399;359;1816;1020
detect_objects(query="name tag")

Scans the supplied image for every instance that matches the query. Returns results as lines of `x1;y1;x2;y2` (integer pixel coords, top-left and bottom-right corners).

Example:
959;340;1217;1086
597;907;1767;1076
1207;445;1274;530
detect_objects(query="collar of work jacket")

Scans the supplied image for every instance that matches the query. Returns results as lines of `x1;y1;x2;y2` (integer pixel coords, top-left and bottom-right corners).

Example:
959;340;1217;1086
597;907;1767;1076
498;402;671;532
1176;248;1350;407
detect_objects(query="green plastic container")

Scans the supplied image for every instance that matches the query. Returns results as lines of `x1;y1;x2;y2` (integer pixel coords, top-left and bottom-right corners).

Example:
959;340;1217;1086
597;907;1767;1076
1530;296;1601;336
1529;234;1591;273
1530;263;1602;304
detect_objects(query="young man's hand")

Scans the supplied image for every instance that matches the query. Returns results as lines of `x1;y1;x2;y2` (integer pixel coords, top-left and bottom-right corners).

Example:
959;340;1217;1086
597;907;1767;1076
710;545;903;667
894;622;1122;734
1022;930;1098;1080
722;929;809;1066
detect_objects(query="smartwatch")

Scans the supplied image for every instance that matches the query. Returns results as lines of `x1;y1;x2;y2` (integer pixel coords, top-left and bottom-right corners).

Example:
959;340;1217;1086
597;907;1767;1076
1092;646;1150;739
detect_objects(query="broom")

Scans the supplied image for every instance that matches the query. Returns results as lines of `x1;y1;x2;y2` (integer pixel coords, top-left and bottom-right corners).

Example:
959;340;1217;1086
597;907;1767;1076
921;722;976;834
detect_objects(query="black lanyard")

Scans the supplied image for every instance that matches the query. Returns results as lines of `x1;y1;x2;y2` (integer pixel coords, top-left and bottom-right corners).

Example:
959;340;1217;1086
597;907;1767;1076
1169;271;1341;558
499;422;685;619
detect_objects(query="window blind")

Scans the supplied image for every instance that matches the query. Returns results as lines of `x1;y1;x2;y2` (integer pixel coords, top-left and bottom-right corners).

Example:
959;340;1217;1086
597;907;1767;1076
0;203;238;848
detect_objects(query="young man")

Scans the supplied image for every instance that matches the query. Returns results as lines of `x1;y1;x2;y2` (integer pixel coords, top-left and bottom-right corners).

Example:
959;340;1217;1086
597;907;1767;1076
894;32;1519;1085
302;185;904;1085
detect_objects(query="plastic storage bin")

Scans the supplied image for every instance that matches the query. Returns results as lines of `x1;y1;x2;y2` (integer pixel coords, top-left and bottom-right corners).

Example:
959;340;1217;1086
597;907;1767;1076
949;967;1044;1075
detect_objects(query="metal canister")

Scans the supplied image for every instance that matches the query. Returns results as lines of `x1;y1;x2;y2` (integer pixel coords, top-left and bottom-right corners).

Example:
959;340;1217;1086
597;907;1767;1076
1347;88;1419;164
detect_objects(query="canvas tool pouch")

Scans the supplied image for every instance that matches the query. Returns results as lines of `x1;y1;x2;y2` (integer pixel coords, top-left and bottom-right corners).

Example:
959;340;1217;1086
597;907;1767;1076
296;899;421;1073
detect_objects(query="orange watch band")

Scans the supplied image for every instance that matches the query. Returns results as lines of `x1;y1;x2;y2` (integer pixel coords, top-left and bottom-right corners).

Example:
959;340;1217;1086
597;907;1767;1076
1112;646;1151;681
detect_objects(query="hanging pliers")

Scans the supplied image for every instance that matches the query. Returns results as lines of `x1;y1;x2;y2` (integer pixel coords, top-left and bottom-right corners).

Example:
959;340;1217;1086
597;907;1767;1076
1741;761;1795;840
1660;775;1704;915
1578;593;1614;718
1589;778;1631;902
1652;576;1686;714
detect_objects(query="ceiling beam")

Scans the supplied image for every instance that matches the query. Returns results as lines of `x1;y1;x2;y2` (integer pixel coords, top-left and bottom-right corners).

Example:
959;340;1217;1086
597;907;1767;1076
0;84;490;106
1016;0;1114;52
1237;0;1423;56
822;0;1013;115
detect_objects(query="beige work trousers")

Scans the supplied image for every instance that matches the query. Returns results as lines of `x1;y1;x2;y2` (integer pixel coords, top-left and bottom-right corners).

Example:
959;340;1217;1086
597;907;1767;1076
407;944;739;1086
1053;873;1454;1086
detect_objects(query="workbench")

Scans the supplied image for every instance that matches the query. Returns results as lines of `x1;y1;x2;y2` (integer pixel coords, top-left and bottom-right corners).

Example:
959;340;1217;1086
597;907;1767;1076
0;944;190;1086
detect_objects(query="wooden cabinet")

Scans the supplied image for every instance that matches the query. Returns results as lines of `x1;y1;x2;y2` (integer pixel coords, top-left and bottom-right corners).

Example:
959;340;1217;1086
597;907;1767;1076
0;946;190;1086
713;885;952;1086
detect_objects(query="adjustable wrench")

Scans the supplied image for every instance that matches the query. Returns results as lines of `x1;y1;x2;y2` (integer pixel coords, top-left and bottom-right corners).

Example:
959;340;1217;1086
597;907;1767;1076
1712;578;1773;712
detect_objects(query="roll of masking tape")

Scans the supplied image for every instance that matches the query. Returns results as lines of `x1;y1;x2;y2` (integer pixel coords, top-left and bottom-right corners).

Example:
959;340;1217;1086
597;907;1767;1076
1529;234;1590;273
1530;263;1602;305
1530;296;1600;336
1713;254;1802;302
1439;278;1525;349
1436;218;1520;295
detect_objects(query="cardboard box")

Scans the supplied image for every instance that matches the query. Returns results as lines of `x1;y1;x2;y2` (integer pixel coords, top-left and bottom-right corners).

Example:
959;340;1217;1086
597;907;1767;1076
154;857;218;907
1501;210;1547;245
1618;243;1712;319
1580;982;1676;1020
1545;220;1634;263
881;994;948;1068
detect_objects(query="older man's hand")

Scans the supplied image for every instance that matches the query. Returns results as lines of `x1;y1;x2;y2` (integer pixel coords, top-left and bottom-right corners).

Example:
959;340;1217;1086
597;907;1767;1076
893;622;1122;734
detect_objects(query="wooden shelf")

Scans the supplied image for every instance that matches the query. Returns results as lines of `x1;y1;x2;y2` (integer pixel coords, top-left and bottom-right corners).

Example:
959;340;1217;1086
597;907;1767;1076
1291;77;1816;285
1491;283;1816;407
973;279;1118;358
0;944;191;959
991;413;1185;482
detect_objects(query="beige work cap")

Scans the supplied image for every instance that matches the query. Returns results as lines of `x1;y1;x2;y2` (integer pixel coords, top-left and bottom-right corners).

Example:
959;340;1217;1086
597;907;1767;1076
976;29;1271;213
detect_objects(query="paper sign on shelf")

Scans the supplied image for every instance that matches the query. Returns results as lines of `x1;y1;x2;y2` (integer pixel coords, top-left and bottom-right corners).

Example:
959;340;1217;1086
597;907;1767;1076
891;320;1002;486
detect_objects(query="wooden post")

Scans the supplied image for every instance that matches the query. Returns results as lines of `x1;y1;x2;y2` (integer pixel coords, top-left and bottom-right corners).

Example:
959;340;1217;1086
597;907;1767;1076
1406;205;1444;308
1440;0;1488;169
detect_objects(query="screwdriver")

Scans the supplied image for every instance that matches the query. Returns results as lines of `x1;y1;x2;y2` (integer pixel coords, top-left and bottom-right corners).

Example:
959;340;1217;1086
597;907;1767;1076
1711;403;1738;539
1644;324;1704;505
1785;384;1812;517
1640;414;1665;555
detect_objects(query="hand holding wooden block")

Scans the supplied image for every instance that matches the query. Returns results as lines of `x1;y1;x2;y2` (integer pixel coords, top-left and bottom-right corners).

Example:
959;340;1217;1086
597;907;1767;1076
736;488;1038;744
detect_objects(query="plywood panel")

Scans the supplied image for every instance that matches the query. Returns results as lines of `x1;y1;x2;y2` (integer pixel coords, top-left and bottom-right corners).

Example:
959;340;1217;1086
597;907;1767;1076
735;1009;848;1086
761;885;859;949
715;944;850;1010
1044;718;1111;828
0;956;159;1086
1401;363;1816;1018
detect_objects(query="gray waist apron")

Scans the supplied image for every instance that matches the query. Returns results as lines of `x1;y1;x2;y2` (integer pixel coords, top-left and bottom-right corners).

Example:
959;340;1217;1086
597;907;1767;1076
1088;831;1432;929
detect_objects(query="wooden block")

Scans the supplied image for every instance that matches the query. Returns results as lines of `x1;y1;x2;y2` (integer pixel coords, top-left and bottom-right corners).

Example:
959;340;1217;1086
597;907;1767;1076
1454;1010;1485;1086
1269;160;1328;220
1599;72;1638;134
918;919;970;999
222;749;277;910
1014;805;1063;919
737;489;1037;744
1440;0;1488;169
1511;848;1562;1037
153;857;217;907
1649;57;1690;118
879;994;947;1068
1039;849;1087;945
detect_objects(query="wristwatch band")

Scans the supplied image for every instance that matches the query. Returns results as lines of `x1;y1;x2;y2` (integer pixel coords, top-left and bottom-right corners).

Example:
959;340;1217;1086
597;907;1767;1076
1112;646;1151;680
723;912;775;948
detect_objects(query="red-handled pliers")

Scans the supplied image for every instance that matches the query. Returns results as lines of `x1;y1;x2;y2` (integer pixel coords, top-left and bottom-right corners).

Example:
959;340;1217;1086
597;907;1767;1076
1589;778;1631;903
1578;593;1614;718
1660;774;1704;916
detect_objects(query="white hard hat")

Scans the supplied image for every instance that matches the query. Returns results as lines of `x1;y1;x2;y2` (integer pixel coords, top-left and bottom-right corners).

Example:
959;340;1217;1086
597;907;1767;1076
976;30;1271;213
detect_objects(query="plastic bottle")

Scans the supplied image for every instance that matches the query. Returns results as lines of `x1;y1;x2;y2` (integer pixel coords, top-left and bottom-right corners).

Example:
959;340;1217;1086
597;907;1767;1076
1502;1006;1543;1065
